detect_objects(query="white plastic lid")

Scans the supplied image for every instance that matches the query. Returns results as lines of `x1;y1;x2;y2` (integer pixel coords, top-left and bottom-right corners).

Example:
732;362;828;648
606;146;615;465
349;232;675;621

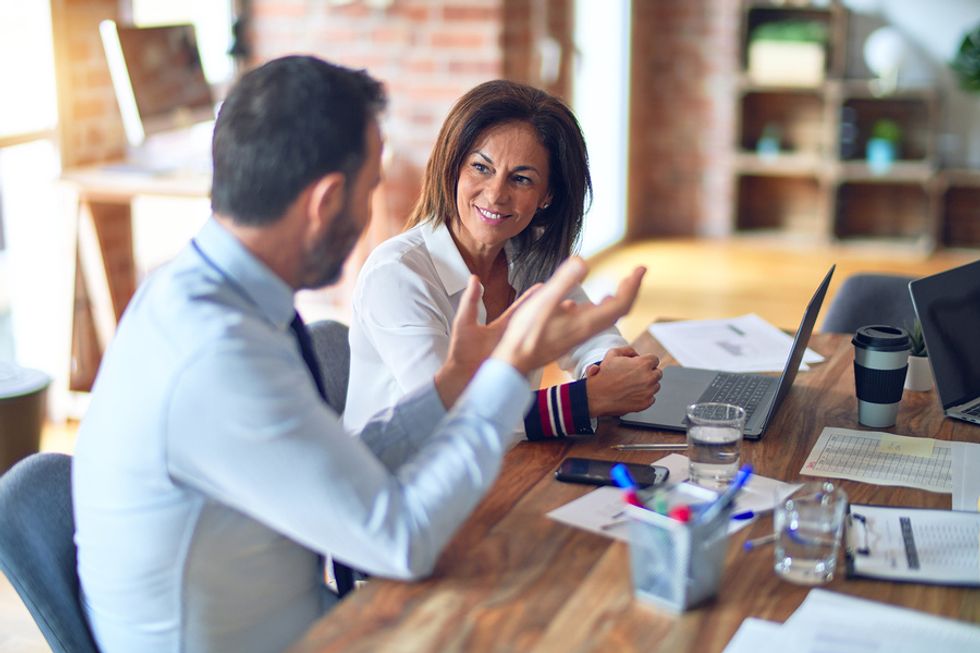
0;362;51;399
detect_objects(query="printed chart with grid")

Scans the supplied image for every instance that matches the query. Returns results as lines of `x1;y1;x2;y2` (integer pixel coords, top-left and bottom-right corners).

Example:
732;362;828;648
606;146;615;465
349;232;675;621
801;428;952;493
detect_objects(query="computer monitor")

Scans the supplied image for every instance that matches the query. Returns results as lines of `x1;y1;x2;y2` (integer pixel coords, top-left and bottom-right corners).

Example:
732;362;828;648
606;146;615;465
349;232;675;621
100;20;215;147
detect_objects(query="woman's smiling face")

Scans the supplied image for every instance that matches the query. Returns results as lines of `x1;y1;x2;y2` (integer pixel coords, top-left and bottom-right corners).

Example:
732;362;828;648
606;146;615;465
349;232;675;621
452;120;552;259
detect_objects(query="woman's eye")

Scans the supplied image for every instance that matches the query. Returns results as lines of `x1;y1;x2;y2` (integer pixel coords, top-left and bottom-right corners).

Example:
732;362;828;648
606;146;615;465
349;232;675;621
513;175;532;186
471;162;489;173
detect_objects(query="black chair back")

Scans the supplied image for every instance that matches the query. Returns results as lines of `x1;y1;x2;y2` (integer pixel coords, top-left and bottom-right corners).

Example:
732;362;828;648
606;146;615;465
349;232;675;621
822;273;916;334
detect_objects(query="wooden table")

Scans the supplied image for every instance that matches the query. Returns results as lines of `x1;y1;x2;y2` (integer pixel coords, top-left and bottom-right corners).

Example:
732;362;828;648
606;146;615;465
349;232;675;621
290;332;980;653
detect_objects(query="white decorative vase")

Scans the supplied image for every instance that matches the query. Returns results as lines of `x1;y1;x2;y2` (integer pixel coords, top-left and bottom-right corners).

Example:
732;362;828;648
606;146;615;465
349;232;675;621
904;355;932;392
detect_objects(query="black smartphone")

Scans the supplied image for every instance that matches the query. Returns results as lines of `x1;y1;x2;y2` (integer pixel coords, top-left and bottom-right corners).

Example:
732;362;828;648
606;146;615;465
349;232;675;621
554;457;669;488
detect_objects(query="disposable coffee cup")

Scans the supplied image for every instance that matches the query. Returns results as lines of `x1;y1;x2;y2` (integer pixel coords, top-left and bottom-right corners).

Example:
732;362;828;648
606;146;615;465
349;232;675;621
852;325;910;428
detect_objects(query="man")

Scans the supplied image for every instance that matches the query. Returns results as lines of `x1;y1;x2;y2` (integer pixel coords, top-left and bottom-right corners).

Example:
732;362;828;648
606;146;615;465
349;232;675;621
73;56;647;653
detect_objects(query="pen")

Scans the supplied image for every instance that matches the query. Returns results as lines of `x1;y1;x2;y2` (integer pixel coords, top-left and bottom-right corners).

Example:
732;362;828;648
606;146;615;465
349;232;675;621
610;443;687;451
727;323;746;336
743;533;777;551
610;464;645;508
731;508;773;521
697;465;753;524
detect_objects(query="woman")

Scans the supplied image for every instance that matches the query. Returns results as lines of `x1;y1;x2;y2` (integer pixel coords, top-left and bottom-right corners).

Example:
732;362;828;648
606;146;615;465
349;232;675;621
344;80;661;439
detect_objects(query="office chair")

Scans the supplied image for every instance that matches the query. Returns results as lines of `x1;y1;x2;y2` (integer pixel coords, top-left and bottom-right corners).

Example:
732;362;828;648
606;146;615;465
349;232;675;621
308;319;351;414
0;452;99;653
821;273;917;334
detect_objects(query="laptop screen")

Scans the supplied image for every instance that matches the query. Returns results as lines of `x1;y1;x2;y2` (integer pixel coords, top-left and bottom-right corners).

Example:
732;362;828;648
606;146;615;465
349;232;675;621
910;259;980;410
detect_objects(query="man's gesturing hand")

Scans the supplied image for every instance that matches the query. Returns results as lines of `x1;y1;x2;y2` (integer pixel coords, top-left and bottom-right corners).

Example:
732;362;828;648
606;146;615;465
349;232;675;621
492;257;645;376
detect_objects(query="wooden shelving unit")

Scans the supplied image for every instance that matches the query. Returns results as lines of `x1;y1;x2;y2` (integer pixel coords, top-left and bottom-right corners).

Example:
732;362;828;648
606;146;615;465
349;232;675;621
731;0;978;249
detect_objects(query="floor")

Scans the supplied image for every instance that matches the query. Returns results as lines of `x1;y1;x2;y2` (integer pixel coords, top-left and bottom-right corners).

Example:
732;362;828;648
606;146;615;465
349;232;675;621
0;236;975;652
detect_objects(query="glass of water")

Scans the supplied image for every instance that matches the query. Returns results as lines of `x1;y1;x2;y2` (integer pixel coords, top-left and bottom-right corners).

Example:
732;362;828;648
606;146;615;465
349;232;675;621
685;402;746;489
774;481;848;585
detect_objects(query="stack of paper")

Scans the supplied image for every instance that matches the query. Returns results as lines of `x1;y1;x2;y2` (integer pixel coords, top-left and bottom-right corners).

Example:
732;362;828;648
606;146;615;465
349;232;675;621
649;313;823;373
723;589;980;652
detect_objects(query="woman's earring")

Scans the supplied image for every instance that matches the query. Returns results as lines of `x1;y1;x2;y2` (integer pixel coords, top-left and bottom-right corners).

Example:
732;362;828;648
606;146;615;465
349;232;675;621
540;203;550;210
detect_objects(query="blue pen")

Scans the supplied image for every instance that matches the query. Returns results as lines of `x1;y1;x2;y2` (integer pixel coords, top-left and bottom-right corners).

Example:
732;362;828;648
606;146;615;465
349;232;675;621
698;465;753;524
731;507;773;521
610;464;645;508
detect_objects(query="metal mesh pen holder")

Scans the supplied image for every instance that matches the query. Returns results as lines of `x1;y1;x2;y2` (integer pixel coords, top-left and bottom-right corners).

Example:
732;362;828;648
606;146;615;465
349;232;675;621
625;485;732;612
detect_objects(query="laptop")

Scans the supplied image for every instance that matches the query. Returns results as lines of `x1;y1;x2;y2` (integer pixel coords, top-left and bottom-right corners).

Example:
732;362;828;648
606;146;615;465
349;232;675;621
620;265;835;440
908;259;980;426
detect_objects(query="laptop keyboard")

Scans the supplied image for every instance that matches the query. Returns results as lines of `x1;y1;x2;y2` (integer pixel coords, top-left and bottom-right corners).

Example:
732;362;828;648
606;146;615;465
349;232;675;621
697;373;776;420
964;403;980;417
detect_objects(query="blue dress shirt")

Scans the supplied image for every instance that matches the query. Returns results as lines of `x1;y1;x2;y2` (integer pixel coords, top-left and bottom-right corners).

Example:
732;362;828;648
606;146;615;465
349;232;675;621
72;218;531;653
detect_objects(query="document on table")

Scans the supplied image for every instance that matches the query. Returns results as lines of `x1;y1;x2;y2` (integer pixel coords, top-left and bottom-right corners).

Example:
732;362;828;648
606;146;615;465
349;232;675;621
648;313;824;373
723;589;980;653
845;503;980;586
800;427;958;493
952;441;980;511
546;454;800;540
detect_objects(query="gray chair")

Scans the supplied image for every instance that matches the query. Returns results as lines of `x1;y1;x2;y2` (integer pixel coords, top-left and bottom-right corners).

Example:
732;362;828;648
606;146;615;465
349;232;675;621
0;452;99;653
308;319;351;414
821;273;917;334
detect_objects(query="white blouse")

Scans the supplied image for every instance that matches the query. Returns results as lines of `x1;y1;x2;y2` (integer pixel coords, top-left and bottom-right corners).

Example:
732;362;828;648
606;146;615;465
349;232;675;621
344;220;628;433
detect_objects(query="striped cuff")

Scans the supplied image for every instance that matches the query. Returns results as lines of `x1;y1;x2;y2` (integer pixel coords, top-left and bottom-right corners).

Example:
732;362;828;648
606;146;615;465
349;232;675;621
523;379;594;440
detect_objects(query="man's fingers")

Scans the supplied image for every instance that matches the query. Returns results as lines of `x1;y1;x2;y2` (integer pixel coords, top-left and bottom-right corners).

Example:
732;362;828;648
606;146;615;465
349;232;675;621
528;257;588;311
491;283;542;328
586;266;645;325
455;275;483;328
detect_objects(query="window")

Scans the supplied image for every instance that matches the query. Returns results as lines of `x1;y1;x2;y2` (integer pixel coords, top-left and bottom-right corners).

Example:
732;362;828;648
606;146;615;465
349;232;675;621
0;1;60;362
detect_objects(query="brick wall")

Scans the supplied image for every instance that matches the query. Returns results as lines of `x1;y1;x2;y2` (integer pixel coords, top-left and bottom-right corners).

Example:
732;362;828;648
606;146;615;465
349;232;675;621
250;0;505;241
51;0;127;167
628;0;738;238
502;0;574;101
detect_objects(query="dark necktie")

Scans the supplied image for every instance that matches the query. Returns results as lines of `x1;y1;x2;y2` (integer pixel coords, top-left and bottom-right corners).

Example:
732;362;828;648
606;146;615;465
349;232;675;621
289;312;356;598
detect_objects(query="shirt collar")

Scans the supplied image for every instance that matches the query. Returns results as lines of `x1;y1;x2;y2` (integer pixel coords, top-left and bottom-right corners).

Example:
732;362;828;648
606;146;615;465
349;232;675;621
420;220;519;296
193;217;296;330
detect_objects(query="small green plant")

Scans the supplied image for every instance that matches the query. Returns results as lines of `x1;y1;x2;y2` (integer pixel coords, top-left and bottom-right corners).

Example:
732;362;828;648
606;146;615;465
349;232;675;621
907;318;927;357
871;118;902;144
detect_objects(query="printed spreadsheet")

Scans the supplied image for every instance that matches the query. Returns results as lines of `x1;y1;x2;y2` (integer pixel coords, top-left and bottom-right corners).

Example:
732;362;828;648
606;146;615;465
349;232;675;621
801;427;953;493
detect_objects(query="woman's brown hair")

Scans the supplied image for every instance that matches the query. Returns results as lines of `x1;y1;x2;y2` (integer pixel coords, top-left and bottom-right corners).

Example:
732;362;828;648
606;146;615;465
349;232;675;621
407;79;592;292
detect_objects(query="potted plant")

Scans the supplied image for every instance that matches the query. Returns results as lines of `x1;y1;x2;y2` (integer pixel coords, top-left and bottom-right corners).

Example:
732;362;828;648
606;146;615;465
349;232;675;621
951;23;980;92
904;318;932;391
867;118;902;175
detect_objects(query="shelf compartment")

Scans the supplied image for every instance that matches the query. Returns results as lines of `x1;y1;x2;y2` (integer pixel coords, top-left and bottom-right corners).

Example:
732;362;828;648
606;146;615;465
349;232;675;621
839;97;934;162
942;186;980;248
834;182;930;242
737;174;825;236
741;3;844;80
739;90;826;156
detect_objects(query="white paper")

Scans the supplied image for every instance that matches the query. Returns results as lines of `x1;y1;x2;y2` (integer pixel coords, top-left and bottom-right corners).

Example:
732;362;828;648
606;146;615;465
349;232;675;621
951;441;980;511
784;589;980;652
721;618;788;653
722;589;980;653
648;313;823;373
546;454;800;539
546;486;632;542
800;427;954;493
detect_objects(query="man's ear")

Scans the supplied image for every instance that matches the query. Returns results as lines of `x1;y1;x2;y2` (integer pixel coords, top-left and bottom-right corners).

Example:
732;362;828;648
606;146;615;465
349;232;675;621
307;172;347;232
